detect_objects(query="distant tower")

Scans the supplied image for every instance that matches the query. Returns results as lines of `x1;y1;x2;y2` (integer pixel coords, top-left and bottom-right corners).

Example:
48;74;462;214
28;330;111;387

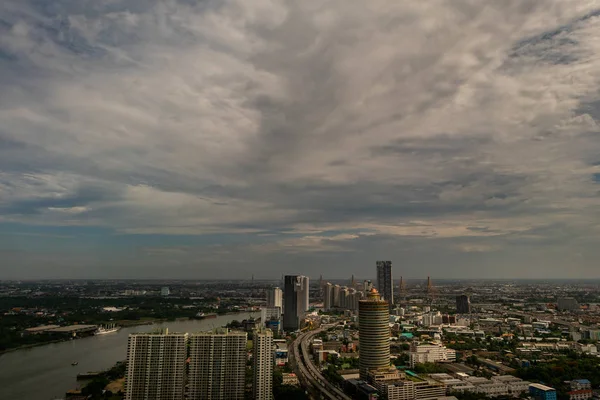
426;276;436;306
399;276;406;302
456;294;471;314
283;275;309;331
376;261;393;309
358;288;390;380
266;287;283;309
351;274;356;289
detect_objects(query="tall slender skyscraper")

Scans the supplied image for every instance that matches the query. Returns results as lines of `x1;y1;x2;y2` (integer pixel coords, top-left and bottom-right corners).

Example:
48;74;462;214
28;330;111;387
376;261;393;308
266;287;283;309
125;330;188;400
301;276;310;311
324;282;333;311
188;330;247;400
358;288;390;380
253;329;274;400
283;275;309;331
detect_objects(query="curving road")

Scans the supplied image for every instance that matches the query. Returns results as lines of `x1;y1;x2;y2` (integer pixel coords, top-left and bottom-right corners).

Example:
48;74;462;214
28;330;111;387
292;327;352;400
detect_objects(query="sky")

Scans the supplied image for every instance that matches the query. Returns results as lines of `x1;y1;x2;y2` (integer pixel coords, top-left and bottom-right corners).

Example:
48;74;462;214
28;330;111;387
1;1;600;280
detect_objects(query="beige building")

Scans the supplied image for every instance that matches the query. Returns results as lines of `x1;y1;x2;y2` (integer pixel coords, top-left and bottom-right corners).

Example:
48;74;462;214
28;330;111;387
125;330;188;400
188;330;247;400
253;329;274;400
381;380;446;400
358;288;390;379
409;342;456;367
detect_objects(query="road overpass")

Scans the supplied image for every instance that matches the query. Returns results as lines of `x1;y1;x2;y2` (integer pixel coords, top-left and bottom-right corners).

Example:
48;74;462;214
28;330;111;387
292;327;352;400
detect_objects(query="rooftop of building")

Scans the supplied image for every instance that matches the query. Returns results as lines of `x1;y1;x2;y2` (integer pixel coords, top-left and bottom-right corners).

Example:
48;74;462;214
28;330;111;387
529;383;556;392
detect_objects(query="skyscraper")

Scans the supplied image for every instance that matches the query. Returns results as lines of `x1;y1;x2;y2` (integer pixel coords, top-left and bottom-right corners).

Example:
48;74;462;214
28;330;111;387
333;284;341;308
283;275;309;331
125;330;188;400
324;282;333;311
188;329;247;400
456;295;471;314
376;261;393;308
301;276;310;311
266;287;283;309
359;288;390;380
253;329;274;400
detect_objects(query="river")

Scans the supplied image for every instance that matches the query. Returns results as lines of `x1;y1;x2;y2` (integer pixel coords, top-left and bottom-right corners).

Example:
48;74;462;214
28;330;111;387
0;313;258;400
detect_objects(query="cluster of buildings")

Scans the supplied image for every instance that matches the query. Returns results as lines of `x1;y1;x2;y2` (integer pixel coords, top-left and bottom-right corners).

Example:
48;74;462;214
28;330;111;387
125;328;274;400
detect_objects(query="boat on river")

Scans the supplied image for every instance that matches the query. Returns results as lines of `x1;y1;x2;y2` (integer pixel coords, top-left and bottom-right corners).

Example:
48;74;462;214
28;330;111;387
95;323;120;335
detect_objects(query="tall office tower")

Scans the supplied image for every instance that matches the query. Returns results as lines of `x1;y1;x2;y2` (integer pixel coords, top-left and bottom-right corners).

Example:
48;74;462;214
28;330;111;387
359;288;390;380
363;280;373;292
266;287;283;309
125;330;187;400
283;275;309;331
376;261;393;308
456;295;471;314
333;284;341;307
188;330;247;400
301;276;310;311
324;282;333;311
253;329;274;400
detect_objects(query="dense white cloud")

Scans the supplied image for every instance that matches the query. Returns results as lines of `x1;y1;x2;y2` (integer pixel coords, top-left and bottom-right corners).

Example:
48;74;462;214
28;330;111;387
1;0;600;278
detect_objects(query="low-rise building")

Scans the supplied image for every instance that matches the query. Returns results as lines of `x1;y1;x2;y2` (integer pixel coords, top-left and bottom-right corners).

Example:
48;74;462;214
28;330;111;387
530;383;558;400
568;379;592;400
409;342;456;367
282;373;299;386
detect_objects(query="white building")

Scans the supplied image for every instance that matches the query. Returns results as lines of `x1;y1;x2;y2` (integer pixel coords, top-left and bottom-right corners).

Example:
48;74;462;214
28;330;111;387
409;342;456;367
253;329;274;400
188;330;247;400
382;380;446;400
125;330;187;400
266;287;283;309
160;287;170;296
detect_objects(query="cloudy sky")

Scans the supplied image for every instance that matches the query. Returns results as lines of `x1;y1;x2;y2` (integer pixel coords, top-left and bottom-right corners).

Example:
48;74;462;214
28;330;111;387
1;0;600;280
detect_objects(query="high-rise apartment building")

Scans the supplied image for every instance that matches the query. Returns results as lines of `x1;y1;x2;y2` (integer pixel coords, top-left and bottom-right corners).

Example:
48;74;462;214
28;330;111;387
283;275;309;331
359;288;390;380
125;330;188;400
376;261;393;308
456;295;471;314
333;284;341;308
301;276;310;311
266;287;283;309
324;282;333;311
188;330;247;400
253;329;274;400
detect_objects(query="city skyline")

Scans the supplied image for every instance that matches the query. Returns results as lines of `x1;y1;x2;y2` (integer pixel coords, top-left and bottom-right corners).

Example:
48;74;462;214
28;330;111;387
3;1;600;279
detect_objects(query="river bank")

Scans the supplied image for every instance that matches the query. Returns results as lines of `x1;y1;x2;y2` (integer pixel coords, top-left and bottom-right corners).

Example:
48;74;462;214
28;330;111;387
0;312;259;400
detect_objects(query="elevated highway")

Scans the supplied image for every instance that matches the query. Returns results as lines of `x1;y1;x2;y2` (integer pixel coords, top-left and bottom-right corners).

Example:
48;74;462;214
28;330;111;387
292;327;352;400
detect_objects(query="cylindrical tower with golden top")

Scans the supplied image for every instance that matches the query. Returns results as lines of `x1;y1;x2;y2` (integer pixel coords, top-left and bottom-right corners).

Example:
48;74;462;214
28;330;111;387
358;288;390;380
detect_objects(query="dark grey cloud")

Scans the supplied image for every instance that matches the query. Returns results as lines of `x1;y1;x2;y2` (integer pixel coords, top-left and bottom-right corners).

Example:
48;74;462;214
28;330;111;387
1;0;600;278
